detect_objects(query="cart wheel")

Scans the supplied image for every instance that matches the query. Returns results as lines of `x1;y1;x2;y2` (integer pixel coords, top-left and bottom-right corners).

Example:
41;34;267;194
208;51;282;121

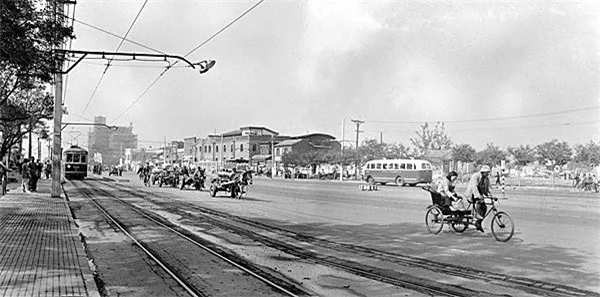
366;176;375;184
425;207;444;234
210;185;217;197
451;221;468;233
491;211;514;242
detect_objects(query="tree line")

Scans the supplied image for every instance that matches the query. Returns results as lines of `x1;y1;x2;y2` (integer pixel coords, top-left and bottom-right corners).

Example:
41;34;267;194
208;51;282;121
282;122;600;170
1;1;72;161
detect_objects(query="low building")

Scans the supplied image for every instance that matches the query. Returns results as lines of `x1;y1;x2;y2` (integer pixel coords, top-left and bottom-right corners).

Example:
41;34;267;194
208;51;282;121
274;133;341;171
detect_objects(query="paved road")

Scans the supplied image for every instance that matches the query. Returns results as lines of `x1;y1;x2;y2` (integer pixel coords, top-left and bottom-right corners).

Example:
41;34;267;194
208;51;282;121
118;173;600;294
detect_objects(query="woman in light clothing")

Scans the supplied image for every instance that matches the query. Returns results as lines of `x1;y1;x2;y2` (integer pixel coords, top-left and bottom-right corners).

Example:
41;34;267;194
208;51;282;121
437;171;467;211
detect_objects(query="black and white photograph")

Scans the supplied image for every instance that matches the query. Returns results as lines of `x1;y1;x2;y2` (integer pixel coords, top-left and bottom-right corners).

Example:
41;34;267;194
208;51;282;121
0;0;599;296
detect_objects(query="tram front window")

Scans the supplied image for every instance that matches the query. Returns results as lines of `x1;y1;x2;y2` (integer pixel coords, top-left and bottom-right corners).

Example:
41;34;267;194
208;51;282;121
81;155;87;163
74;154;80;163
66;154;73;162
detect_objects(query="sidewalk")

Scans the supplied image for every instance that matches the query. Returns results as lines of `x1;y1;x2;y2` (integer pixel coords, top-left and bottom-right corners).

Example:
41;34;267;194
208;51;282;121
0;179;99;297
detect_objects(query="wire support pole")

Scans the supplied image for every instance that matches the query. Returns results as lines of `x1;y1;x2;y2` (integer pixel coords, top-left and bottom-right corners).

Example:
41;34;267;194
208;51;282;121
351;119;364;180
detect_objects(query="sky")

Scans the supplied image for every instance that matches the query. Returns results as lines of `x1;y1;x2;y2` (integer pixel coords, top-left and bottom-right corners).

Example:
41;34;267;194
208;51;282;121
58;0;600;150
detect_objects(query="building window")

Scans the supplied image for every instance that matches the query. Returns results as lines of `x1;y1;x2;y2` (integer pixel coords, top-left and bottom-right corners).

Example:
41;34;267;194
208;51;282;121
230;144;234;152
276;148;280;155
223;145;227;152
216;145;219;153
284;148;288;154
240;144;244;152
252;144;256;152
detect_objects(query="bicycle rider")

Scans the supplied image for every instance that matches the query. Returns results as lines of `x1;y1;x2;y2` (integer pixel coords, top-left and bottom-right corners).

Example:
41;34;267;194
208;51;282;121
464;165;492;232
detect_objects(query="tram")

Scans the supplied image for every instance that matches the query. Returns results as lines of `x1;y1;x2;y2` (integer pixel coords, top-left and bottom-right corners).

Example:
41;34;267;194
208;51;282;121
63;145;88;179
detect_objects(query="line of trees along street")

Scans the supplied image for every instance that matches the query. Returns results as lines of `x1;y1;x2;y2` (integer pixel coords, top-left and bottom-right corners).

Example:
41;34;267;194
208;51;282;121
283;121;599;172
1;0;73;162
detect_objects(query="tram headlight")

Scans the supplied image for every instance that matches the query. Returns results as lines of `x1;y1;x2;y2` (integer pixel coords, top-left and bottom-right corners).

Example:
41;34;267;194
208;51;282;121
67;165;71;168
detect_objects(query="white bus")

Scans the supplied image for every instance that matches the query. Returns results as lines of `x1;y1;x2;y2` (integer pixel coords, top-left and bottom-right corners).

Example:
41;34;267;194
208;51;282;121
362;159;433;186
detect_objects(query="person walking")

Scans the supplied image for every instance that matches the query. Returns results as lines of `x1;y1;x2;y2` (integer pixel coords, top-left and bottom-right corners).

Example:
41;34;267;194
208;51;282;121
28;156;39;192
21;158;31;193
44;161;52;179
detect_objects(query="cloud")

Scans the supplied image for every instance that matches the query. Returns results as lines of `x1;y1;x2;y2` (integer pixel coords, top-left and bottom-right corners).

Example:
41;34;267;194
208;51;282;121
299;0;383;89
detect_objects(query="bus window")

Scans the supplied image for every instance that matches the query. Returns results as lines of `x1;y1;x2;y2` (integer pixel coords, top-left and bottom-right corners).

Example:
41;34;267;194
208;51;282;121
388;163;393;170
376;163;381;169
81;155;87;163
382;164;387;170
421;163;429;169
407;163;414;170
73;154;80;163
66;154;73;162
394;164;399;170
400;163;406;169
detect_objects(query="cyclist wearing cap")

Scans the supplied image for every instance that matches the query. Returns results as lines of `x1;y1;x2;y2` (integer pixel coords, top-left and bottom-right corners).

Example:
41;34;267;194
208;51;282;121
464;165;492;232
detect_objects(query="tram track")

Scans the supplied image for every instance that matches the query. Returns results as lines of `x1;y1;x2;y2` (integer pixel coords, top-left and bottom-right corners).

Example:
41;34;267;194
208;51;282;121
73;180;307;297
103;180;598;297
85;180;499;297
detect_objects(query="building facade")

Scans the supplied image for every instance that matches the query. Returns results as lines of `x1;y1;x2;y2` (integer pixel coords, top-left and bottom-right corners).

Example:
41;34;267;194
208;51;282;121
274;133;342;166
193;126;289;169
87;116;138;166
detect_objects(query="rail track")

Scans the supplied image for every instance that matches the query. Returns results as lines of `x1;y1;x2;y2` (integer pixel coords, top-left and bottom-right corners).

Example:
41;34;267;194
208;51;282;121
101;180;598;297
78;180;482;297
72;180;307;297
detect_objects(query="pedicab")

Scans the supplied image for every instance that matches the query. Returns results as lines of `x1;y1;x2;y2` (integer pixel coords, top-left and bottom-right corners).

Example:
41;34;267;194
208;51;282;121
422;186;515;242
208;159;253;199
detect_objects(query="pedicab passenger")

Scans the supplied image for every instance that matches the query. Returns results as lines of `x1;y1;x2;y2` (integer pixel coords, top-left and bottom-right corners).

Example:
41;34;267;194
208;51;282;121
437;171;467;211
464;165;492;233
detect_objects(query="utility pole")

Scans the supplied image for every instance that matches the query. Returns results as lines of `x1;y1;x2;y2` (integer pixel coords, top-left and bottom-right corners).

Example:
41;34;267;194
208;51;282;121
351;119;364;180
50;0;66;198
28;130;32;159
340;118;345;182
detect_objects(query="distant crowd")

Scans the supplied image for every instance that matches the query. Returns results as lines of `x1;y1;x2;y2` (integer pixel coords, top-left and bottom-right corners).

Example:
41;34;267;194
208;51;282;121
573;173;598;192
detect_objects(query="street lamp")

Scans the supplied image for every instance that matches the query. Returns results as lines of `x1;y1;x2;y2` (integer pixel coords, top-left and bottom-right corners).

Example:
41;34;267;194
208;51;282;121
52;49;215;198
195;60;216;74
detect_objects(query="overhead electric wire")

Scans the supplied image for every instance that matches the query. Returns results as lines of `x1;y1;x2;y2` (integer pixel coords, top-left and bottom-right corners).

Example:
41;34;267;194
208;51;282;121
64;14;163;54
363;119;599;134
367;106;600;125
79;0;149;120
63;3;77;105
109;0;264;124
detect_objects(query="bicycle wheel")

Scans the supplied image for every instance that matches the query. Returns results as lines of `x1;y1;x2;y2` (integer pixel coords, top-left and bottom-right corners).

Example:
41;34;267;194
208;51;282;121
425;207;444;234
491;211;515;242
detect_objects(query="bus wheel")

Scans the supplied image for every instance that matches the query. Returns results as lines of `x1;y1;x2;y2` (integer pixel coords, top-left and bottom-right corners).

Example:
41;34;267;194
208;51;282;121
395;177;404;187
366;176;375;184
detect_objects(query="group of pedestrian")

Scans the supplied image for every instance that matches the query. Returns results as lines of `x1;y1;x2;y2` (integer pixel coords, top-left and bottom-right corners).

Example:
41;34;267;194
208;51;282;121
108;165;123;176
20;157;44;193
574;173;599;192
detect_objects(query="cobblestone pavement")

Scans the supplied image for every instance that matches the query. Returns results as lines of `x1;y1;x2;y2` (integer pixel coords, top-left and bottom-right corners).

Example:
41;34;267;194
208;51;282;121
0;179;98;297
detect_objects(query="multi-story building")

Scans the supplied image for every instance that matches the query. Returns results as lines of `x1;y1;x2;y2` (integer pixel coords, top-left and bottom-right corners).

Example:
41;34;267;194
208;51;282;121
87;116;138;166
194;126;288;169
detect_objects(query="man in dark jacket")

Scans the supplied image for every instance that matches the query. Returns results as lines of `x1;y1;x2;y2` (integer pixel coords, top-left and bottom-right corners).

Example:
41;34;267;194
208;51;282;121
28;157;39;192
